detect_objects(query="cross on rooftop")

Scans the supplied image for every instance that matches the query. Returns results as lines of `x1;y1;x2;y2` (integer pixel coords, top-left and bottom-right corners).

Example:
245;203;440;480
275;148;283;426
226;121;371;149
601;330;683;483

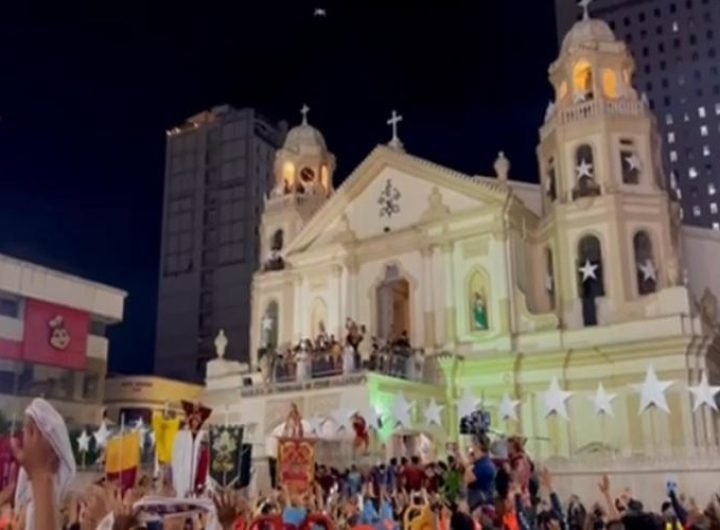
300;104;310;125
387;110;403;148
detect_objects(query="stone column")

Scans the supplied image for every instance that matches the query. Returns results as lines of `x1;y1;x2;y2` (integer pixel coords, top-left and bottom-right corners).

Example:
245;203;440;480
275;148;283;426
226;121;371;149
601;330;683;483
421;246;436;349
441;242;457;347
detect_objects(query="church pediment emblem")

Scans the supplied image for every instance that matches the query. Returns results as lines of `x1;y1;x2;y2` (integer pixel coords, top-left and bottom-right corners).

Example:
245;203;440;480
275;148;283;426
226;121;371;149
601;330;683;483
378;179;401;218
48;315;71;351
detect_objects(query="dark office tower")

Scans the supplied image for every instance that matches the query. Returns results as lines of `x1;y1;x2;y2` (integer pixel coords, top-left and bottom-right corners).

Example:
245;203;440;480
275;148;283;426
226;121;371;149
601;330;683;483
155;106;286;382
555;0;720;230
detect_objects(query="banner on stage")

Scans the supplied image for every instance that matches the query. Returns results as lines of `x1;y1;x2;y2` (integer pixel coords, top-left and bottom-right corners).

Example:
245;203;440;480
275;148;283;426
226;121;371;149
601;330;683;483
276;437;315;494
209;425;244;488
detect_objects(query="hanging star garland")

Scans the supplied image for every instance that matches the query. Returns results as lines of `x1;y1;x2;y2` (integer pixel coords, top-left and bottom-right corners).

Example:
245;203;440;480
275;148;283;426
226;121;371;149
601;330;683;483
77;430;91;453
634;365;674;414
498;393;521;422
457;388;480;420
638;259;657;283
423;398;444;427
307;413;326;436
688;371;720;411
576;159;594;179
391;393;413;429
543;377;573;420
331;407;354;432
365;406;383;431
589;383;617;417
579;259;599;282
93;421;111;449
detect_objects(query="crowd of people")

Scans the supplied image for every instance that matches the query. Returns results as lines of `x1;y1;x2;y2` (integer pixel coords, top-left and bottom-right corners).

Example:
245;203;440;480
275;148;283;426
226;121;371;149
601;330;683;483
261;319;426;384
6;396;720;530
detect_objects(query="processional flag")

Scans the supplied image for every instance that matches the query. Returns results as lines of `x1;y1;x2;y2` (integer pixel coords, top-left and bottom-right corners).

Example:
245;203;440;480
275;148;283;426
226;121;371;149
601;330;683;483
209;425;244;488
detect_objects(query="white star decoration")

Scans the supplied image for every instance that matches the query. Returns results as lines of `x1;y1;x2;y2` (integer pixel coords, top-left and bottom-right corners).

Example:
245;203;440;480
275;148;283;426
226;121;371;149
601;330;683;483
638;259;657;282
391;393;413;429
93;421;111;449
576;159;594;179
635;365;674;414
307;413;326;435
589;383;617;416
365;406;383;431
457;388;480;419
331;408;354;432
579;259;599;282
77;430;91;453
688;372;720;411
624;154;642;172
498;393;521;421
543;377;573;420
423;398;444;426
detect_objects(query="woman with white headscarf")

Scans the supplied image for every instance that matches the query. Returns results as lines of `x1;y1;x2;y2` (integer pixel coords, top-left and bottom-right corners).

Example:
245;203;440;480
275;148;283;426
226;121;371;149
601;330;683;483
13;398;76;530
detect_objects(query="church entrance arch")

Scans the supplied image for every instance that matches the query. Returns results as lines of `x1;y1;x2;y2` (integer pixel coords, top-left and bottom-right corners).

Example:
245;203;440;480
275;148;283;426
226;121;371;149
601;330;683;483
376;265;411;342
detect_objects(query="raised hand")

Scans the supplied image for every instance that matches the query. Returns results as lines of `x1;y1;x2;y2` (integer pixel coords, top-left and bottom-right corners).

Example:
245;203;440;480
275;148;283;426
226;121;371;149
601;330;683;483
598;474;610;496
213;489;242;530
12;420;58;480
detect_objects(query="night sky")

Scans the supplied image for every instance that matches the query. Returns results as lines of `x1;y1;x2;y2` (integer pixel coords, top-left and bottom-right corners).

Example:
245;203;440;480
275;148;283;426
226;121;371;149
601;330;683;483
0;2;558;375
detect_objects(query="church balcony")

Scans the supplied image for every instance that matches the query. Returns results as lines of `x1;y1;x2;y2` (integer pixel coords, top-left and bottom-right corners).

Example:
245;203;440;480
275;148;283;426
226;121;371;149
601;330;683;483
540;98;647;140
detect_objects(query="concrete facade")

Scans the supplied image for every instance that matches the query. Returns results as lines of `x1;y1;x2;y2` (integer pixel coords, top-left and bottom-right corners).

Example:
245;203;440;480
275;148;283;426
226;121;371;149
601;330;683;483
154;106;286;382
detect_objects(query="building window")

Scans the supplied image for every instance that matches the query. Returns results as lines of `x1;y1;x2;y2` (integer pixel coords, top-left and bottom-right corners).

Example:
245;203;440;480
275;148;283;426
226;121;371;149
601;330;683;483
88;320;106;337
670;150;678;162
573;61;594;100
689;166;699;179
602;69;619;98
701;125;709;136
620;139;641;184
668;131;676;144
704;145;711;157
713;222;720;231
665;113;674;125
711;203;718;214
573;144;601;199
633;231;657;296
546;157;557;202
693;205;702;217
715;102;720;115
577;235;605;327
699;106;707;118
545;247;555;309
0;295;20;318
709;183;717;195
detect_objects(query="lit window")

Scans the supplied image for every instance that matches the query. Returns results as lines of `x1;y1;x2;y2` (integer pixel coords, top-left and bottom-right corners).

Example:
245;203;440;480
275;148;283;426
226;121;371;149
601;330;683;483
573;61;593;97
701;125;709;136
693;205;702;217
668;131;676;143
670;150;678;162
689;166;699;178
710;183;717;196
713;222;720;231
665;113;674;125
716;102;720;115
602;69;619;98
704;145;711;157
699;106;707;118
684;112;690;122
711;203;719;214
677;188;683;198
673;21;680;32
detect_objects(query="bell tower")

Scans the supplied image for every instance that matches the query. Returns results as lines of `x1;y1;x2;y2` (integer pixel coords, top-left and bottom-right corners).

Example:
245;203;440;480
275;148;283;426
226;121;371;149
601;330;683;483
537;2;685;329
259;105;336;272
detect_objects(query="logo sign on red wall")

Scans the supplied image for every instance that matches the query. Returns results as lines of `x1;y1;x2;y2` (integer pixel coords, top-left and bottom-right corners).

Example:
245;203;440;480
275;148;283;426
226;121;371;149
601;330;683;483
22;299;89;370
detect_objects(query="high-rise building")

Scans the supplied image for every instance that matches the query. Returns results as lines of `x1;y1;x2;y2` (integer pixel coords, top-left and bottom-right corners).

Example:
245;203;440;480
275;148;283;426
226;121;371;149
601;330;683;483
555;0;720;230
155;106;286;382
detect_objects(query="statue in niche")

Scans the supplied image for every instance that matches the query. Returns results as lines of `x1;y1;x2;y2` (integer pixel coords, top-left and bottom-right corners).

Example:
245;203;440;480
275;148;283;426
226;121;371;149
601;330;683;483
471;291;489;331
697;288;719;331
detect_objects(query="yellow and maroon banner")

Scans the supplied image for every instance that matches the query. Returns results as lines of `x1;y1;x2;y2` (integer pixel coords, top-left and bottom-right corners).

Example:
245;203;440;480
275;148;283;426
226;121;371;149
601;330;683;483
276;437;315;495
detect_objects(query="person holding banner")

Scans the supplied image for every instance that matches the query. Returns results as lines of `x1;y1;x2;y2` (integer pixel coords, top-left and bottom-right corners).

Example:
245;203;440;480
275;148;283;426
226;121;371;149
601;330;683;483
172;401;212;498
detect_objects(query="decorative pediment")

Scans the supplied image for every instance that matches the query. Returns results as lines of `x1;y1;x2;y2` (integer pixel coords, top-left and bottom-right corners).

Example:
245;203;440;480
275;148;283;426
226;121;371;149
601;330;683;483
285;146;511;254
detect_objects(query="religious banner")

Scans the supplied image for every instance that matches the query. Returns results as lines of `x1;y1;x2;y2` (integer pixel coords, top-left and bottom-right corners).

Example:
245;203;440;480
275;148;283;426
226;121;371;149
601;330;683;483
152;410;181;465
209;425;244;488
276;437;315;494
105;431;140;492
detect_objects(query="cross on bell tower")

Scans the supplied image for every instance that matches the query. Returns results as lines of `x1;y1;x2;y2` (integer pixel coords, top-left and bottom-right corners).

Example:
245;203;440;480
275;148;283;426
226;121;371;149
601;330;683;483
387;109;404;151
300;104;310;126
578;0;592;20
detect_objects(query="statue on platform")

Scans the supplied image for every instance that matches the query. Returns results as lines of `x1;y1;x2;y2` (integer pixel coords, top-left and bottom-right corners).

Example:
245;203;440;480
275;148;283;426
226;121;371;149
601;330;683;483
472;291;489;330
214;329;228;359
283;403;304;438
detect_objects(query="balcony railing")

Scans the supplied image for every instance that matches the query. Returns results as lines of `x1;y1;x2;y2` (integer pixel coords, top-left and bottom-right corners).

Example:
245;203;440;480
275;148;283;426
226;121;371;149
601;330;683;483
541;98;646;138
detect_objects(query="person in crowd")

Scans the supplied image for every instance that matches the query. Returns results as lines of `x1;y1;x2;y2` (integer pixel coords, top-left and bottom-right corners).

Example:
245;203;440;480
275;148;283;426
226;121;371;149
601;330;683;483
463;438;496;512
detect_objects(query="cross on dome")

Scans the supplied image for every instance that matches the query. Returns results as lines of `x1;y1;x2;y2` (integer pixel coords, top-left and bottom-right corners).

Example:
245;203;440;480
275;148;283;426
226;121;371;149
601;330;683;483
579;0;593;20
300;104;310;125
387;109;403;149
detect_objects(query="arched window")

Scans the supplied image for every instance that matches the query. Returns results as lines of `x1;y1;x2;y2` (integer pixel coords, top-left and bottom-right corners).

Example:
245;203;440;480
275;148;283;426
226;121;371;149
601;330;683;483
633;231;657;295
577;235;604;326
602;69;619;98
546;157;558;202
281;161;295;187
573;60;594;100
320;165;330;192
270;228;284;251
620;139;641;184
260;301;279;349
573;144;601;199
545;247;555;309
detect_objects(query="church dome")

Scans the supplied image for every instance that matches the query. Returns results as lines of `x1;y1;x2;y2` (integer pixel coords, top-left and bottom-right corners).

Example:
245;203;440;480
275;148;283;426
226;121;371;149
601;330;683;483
561;18;616;52
283;123;328;154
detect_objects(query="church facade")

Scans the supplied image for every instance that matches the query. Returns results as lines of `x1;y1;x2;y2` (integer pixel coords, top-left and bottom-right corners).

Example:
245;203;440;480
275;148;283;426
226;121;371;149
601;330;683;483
203;11;720;503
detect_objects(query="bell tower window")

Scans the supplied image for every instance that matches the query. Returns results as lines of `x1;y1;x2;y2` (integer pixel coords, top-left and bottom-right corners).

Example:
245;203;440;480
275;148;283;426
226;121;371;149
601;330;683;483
620;139;641;184
573;60;594;101
602;69;620;99
546;157;558;202
633;231;657;295
577;235;605;326
573;144;601;199
545;247;555;309
282;161;295;188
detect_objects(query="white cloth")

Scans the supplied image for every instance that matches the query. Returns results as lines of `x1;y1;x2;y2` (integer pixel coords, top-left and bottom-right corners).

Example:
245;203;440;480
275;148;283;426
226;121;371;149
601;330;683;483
295;351;309;381
96;496;219;530
14;398;76;530
343;346;355;374
171;429;205;498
